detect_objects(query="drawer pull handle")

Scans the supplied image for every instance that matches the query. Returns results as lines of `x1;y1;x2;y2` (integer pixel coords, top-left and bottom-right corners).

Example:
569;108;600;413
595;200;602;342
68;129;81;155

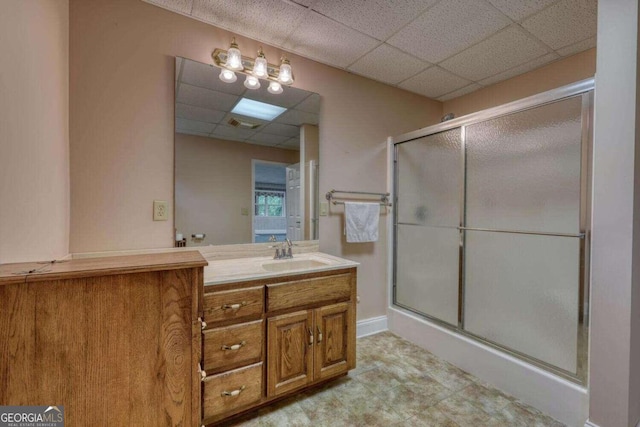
221;341;246;351
221;301;247;310
317;326;323;344
198;317;207;330
198;363;206;382
221;385;246;397
308;328;314;346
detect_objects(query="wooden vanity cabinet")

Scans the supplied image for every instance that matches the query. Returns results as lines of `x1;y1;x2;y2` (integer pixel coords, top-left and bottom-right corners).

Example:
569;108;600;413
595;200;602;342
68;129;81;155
201;267;356;426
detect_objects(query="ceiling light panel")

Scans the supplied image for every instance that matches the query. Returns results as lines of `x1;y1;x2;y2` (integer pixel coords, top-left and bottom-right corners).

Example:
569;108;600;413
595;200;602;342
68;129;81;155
387;0;511;63
440;26;550;82
398;66;472;99
191;0;307;46
284;12;379;68
521;0;597;50
487;0;558;21
231;98;287;121
176;103;226;123
348;44;429;85
310;0;437;41
176;83;239;111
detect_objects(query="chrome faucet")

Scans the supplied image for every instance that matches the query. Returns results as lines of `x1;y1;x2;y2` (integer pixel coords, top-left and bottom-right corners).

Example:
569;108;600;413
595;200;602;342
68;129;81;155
271;239;294;260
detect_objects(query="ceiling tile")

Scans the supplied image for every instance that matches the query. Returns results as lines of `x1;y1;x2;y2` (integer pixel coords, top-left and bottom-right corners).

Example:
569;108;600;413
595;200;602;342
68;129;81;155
440;26;549;81
175;118;216;133
181;59;246;95
487;0;559;21
284;12;379;68
176;103;226;123
261;122;300;137
211;124;256;140
310;0;437;41
348;44;429;85
295;93;320;113
387;0;511;63
176;83;240;111
478;52;559;86
521;0;597;49
144;0;193;15
176;129;211;138
398;67;472;99
557;36;596;57
248;132;291;145
221;112;270;128
275;109;319;126
191;0;308;46
437;83;483;102
242;82;311;108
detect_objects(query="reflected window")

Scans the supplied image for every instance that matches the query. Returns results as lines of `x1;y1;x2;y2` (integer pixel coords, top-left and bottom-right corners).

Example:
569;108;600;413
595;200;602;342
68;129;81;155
255;191;285;217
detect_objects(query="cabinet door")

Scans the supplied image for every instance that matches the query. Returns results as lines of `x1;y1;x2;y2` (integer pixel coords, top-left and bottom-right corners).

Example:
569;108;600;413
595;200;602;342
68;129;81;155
314;302;354;381
267;310;313;397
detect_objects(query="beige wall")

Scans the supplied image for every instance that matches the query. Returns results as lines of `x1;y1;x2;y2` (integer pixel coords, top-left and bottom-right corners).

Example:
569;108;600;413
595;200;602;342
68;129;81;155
0;0;69;263
69;0;442;320
175;134;298;246
443;49;596;118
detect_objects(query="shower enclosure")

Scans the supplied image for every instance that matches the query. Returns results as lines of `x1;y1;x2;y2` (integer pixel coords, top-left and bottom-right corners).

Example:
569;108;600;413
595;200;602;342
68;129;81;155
393;80;593;383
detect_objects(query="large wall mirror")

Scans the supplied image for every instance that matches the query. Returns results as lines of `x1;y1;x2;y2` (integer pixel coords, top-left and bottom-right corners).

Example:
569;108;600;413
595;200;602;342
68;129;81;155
174;57;320;247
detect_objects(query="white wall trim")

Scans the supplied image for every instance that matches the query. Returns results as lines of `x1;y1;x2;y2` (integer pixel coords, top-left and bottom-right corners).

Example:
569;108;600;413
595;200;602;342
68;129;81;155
584;421;600;427
356;315;388;338
388;307;589;427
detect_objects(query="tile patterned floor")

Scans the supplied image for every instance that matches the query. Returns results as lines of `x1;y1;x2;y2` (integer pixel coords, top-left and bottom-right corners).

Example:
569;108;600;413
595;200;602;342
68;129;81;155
223;331;565;427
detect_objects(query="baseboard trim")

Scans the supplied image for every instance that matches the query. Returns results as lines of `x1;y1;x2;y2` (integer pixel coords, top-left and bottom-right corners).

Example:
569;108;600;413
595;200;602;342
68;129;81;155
356;315;388;338
584;421;600;427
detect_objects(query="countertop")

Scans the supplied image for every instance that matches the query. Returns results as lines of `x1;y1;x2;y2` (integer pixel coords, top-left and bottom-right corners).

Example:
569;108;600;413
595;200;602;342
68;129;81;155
203;252;359;286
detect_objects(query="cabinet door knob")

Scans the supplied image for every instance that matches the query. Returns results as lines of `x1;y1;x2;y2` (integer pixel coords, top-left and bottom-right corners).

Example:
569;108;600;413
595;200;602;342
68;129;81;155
221;340;246;351
221;301;247;310
198;317;207;330
221;385;246;397
307;327;314;346
317;326;323;344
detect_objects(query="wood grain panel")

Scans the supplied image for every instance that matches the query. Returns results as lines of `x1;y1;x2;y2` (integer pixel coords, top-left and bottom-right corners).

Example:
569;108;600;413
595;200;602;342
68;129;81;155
202;363;263;421
266;274;351;312
203;320;263;373
203;286;263;325
267;311;313;397
0;282;35;405
314;303;351;381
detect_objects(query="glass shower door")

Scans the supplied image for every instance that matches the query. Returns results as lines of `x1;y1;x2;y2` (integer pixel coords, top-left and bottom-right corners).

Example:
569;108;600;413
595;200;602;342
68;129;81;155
463;95;584;374
394;129;462;326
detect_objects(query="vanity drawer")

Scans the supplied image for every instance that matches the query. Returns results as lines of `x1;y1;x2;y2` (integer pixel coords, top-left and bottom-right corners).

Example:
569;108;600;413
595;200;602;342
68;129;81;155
203;286;264;324
203;320;263;372
266;273;352;312
203;362;263;420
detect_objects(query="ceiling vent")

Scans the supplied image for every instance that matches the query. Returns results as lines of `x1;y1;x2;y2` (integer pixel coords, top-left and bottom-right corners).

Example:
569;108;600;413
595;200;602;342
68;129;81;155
228;117;261;129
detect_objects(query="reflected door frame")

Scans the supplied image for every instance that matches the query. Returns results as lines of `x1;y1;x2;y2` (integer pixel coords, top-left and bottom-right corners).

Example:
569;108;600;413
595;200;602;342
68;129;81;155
251;159;290;243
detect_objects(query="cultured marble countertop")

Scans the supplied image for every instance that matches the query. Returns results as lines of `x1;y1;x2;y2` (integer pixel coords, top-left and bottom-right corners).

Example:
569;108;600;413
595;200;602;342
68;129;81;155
203;252;359;286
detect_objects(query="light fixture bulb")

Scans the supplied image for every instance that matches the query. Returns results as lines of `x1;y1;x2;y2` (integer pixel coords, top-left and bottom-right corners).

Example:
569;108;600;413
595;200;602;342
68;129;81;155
277;57;293;85
225;38;243;71
253;48;268;78
244;75;261;90
219;68;237;83
268;81;283;94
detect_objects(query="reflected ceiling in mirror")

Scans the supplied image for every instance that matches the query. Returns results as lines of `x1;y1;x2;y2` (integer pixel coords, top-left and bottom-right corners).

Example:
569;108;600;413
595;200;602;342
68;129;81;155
174;57;320;248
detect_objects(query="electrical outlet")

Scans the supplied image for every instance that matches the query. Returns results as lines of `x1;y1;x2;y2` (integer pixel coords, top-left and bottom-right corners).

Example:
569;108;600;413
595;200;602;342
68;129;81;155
319;202;329;216
153;200;169;221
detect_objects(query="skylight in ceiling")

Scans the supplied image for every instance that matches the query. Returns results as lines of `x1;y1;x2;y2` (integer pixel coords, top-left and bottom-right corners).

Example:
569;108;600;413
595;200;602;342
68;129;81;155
231;98;286;121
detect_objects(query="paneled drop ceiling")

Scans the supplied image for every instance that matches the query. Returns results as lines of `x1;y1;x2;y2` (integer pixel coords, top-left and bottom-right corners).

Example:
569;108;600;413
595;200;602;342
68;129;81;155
148;0;597;101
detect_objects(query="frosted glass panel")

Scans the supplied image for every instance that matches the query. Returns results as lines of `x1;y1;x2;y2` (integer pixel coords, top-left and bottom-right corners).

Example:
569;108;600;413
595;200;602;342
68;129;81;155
395;224;459;326
466;96;582;234
397;129;461;227
464;231;580;373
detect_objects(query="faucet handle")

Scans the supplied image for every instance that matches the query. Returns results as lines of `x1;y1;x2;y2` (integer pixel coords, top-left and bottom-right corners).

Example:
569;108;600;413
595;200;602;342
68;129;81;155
268;235;277;242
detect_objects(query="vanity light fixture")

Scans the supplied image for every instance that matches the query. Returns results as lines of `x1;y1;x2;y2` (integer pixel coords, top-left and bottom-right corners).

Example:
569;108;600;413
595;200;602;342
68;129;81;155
212;39;294;94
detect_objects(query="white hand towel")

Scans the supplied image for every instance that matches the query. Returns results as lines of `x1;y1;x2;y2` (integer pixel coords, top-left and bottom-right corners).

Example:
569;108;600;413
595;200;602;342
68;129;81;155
344;202;380;243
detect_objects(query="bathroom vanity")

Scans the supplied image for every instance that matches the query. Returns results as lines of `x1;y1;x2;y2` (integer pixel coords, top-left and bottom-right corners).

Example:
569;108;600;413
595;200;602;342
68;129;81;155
0;250;357;427
199;252;358;425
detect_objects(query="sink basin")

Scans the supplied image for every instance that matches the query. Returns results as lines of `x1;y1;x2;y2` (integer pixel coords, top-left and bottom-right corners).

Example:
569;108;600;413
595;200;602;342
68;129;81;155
261;258;330;272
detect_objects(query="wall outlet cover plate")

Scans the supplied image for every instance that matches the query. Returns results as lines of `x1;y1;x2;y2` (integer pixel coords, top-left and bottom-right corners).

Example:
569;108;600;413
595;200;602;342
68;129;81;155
153;200;169;221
